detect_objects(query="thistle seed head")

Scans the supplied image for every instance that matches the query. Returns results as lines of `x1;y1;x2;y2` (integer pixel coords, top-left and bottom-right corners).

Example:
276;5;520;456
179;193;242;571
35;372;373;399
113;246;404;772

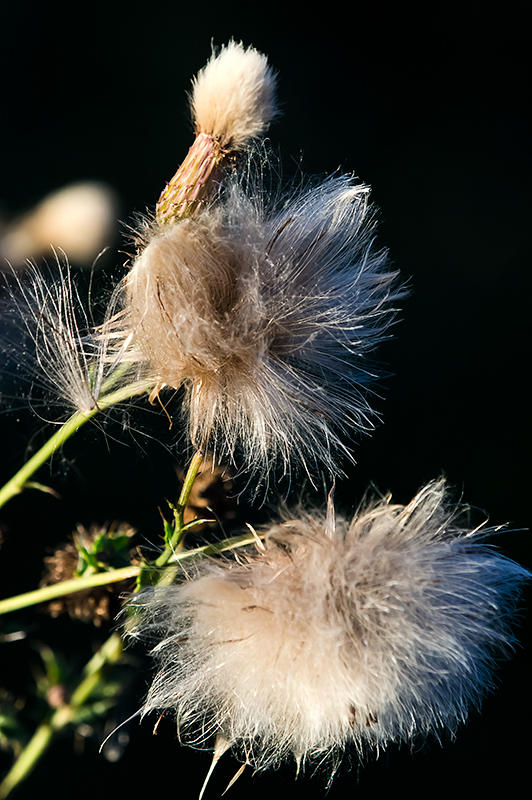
130;480;529;772
123;171;403;480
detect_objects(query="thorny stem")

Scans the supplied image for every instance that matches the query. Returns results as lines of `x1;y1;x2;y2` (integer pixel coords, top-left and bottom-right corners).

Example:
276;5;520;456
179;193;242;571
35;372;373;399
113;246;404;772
0;530;263;796
0;530;261;616
0;379;152;510
0;566;141;616
159;450;204;555
137;449;204;589
0;444;252;795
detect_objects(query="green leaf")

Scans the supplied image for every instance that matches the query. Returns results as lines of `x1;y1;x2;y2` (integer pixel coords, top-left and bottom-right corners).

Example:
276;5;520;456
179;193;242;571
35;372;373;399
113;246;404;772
108;535;133;555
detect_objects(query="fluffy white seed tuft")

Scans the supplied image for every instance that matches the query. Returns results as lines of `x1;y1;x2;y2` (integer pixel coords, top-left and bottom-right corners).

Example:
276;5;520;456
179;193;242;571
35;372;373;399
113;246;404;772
190;41;278;149
121;170;403;480
0;259;142;416
130;480;529;772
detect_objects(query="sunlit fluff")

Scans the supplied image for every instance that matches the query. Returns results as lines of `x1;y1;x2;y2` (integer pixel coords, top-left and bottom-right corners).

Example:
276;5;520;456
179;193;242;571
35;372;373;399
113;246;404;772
130;480;529;771
122;172;402;477
0;259;139;416
191;40;278;149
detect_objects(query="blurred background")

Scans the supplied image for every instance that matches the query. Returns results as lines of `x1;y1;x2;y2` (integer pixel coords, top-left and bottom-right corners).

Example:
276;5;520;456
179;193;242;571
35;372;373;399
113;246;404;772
0;1;530;797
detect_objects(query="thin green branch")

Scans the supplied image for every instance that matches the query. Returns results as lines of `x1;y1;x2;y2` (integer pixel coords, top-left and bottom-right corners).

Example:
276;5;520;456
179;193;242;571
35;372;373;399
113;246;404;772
0;566;141;616
0;531;262;796
69;632;124;708
0;379;152;511
136;450;204;589
0;442;262;797
158;449;204;559
0;633;124;799
167;532;262;562
0;718;55;800
0;533;261;616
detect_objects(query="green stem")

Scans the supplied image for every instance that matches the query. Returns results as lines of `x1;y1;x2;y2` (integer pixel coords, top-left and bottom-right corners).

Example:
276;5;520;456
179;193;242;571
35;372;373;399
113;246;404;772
0;444;262;797
0;633;124;799
69;632;124;708
167;531;262;561
0;533;261;616
0;532;261;797
137;450;204;589
0;380;151;511
158;449;204;561
0;719;54;799
0;566;141;616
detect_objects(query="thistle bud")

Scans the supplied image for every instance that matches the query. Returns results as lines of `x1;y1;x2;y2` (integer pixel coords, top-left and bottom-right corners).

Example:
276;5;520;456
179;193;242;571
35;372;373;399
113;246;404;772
156;41;277;224
41;523;136;626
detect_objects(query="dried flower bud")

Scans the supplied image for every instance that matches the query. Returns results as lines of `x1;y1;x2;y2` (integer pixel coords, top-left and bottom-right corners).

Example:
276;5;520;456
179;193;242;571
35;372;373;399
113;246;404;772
178;455;234;528
41;523;136;626
190;40;277;150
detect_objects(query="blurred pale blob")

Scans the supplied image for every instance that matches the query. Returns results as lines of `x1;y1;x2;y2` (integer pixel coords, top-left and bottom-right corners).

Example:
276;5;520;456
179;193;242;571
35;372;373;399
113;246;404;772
1;182;118;267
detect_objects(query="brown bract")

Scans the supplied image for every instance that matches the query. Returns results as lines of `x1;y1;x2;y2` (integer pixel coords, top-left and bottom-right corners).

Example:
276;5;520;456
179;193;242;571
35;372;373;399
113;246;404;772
178;455;235;527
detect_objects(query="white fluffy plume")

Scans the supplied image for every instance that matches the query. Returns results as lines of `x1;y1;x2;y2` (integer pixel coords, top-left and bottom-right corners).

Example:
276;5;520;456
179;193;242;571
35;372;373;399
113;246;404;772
130;480;529;772
122;170;402;479
190;41;277;149
0;260;141;416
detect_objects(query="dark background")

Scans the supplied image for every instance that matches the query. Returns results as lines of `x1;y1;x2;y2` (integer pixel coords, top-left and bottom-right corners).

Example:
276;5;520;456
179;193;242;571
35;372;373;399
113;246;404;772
0;1;530;797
